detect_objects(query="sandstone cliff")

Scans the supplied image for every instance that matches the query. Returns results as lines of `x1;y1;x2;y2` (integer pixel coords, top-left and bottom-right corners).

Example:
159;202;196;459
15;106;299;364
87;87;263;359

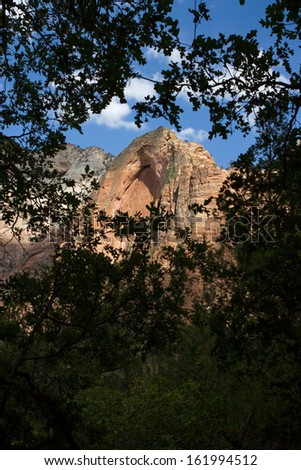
96;127;227;242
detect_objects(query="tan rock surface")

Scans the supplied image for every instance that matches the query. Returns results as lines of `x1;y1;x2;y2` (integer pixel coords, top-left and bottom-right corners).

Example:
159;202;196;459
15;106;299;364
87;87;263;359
96;127;227;242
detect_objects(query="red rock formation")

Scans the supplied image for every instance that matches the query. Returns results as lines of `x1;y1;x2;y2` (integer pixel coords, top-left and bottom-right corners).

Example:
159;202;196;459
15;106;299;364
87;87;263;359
96;127;227;242
1;128;227;279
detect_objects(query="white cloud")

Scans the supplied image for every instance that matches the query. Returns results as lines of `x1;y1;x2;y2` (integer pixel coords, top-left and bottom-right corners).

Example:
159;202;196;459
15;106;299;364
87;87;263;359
146;46;183;65
276;72;290;85
177;82;195;102
169;48;182;64
90;97;138;130
88;73;163;130
7;0;27;18
125;77;156;101
175;127;209;142
146;47;165;62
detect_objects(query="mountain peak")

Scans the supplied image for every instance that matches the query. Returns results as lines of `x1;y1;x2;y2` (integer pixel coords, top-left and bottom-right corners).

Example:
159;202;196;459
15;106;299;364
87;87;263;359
1;129;227;278
97;127;227;241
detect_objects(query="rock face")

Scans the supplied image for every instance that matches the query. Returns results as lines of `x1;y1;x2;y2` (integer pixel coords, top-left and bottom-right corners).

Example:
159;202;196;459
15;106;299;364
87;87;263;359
96;127;227;242
1;128;228;279
52;144;114;187
0;145;113;280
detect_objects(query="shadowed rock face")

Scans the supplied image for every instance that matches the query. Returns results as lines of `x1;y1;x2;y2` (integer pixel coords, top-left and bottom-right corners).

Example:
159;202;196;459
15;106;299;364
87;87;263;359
96;127;227;240
51;144;113;182
96;129;171;216
0;145;113;280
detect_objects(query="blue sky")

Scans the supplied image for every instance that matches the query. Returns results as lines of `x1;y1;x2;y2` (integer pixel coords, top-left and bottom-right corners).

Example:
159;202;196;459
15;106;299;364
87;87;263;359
64;0;283;168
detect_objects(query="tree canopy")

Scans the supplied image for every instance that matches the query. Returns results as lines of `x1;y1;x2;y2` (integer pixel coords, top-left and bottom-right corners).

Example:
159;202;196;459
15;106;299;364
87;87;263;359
1;0;300;232
1;0;301;450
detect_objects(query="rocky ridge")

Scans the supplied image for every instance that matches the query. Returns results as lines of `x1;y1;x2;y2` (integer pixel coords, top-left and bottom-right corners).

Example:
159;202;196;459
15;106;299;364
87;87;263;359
51;144;114;185
96;127;227;243
1;128;227;279
0;145;113;279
